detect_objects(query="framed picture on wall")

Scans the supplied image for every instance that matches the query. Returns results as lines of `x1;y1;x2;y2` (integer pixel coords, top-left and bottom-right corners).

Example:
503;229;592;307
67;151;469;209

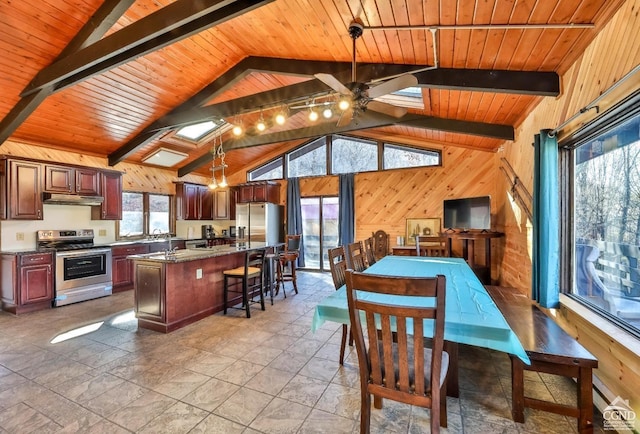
405;218;441;245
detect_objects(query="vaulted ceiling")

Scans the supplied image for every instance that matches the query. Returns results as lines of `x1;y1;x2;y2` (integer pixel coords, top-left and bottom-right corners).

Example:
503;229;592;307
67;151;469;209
0;0;627;179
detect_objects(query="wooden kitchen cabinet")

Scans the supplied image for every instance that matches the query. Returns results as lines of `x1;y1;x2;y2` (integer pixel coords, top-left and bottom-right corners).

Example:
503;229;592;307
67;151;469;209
44;165;100;195
175;182;216;220
92;170;122;220
213;188;234;219
1;252;53;314
112;243;149;292
236;181;280;204
0;158;43;220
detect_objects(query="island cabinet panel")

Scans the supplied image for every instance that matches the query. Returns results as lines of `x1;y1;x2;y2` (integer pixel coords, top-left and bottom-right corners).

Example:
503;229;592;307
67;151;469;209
133;252;244;333
135;263;165;324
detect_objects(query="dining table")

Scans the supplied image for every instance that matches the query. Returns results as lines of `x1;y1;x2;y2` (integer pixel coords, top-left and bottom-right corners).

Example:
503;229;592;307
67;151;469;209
312;255;530;396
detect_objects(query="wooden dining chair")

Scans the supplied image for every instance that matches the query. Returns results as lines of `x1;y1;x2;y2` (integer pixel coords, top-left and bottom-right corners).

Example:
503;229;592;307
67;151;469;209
345;241;367;272
372;230;389;260
328;246;351;365
415;235;449;257
363;236;376;266
345;270;449;434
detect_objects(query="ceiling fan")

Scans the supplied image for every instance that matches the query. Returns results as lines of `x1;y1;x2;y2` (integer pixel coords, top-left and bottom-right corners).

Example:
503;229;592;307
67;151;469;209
314;20;419;127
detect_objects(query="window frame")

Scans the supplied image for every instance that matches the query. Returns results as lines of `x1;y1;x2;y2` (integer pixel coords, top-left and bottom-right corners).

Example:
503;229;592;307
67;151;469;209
116;191;175;240
246;134;442;181
560;89;640;338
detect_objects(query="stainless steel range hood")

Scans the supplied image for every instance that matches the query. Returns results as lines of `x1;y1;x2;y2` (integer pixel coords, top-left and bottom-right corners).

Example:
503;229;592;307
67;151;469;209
42;192;104;206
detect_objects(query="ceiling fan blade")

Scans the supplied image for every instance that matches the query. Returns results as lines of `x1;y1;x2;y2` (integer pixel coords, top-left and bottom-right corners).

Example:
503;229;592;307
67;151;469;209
367;100;408;118
367;74;418;99
314;73;353;95
337;108;353;127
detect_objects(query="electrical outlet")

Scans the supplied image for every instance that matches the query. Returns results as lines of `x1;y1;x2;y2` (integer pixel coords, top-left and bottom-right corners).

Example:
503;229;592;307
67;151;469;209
98;229;107;236
16;232;24;241
196;269;203;279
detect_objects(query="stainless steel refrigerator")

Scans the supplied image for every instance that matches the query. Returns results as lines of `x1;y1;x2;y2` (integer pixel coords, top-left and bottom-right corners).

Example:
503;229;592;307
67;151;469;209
235;202;284;244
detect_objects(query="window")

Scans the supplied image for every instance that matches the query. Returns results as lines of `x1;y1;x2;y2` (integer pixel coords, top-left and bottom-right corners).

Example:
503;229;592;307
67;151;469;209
247;134;442;180
569;99;640;334
383;143;441;169
249;157;283;181
331;136;377;174
175;120;228;141
288;137;326;178
119;192;171;238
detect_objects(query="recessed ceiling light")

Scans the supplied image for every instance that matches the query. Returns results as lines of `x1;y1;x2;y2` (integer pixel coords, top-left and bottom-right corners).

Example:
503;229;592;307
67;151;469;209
141;147;189;167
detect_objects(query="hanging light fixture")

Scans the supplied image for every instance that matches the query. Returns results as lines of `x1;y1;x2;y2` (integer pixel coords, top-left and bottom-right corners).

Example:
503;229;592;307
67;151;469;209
232;123;243;136
308;108;319;122
208;131;228;189
323;107;333;119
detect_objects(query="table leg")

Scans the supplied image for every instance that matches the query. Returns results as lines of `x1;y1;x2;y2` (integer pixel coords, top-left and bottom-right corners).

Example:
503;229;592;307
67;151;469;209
511;356;525;423
578;366;594;433
444;341;459;398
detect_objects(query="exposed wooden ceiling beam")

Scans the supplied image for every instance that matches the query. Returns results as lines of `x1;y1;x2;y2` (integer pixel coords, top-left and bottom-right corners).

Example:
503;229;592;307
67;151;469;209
176;112;514;176
0;0;135;145
108;57;354;165
21;0;273;97
111;57;556;166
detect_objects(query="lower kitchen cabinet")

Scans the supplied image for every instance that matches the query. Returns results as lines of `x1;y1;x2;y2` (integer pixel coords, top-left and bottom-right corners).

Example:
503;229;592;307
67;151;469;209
0;252;53;314
112;244;149;292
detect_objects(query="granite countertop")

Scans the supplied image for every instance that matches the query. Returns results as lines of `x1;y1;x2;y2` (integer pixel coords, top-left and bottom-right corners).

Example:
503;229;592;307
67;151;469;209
109;237;186;247
127;242;274;263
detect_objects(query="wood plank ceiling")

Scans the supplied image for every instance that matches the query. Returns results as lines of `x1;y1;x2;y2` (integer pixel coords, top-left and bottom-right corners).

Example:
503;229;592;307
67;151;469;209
0;0;628;178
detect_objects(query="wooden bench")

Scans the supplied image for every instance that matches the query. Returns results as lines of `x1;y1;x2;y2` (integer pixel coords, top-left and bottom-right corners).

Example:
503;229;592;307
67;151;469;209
485;286;599;433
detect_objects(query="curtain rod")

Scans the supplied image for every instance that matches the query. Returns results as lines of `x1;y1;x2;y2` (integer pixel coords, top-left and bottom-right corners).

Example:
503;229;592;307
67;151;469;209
549;63;640;137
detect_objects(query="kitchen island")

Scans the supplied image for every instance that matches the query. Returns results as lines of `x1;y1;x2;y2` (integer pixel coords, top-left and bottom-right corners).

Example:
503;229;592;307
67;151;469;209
129;242;273;333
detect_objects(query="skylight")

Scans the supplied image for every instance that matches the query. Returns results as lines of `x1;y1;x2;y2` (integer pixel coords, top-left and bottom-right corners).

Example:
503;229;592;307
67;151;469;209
374;86;424;109
176;120;224;141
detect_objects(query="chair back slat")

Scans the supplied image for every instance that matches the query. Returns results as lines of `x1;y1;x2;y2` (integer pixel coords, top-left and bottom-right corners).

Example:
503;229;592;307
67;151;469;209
363;237;376;266
328;246;348;290
346;271;446;402
415;235;449;257
346;241;367;272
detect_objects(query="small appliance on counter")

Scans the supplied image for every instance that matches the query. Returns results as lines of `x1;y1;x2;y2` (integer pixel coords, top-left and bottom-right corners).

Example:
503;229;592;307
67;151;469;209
202;225;215;239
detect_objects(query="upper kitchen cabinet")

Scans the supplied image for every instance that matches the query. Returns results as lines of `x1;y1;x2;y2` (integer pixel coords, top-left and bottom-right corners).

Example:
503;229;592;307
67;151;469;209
175;182;233;220
44;165;100;195
236;181;280;204
91;170;122;220
176;182;209;220
0;157;43;220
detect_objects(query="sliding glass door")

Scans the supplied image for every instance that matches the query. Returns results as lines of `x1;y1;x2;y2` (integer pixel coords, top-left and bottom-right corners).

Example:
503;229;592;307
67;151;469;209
301;196;339;271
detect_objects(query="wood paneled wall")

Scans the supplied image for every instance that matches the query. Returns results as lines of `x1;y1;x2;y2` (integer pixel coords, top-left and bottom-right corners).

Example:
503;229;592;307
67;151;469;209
495;0;640;410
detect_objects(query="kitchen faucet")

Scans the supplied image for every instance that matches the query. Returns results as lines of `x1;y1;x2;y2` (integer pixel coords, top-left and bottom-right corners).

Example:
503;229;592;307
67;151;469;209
165;232;177;257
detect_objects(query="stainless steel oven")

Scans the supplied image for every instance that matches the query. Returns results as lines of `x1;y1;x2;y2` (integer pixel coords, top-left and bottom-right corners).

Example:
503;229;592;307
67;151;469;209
55;248;112;306
37;229;113;307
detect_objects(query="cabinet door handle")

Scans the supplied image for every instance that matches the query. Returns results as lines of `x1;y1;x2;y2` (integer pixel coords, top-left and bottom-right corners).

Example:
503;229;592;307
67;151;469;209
37;209;41;219
48;265;51;274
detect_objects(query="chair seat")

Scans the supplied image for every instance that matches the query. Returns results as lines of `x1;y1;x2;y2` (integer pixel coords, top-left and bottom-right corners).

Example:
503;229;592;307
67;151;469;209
223;266;262;277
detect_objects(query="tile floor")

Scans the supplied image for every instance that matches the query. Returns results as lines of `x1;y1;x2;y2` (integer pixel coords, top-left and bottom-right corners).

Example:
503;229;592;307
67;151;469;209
0;271;605;433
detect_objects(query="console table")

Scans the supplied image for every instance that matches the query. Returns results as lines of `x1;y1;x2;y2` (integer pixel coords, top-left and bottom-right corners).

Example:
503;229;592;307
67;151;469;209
392;231;504;284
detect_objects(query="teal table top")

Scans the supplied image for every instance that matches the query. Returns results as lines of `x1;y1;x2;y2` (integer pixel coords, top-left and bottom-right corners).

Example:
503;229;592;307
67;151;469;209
312;255;530;364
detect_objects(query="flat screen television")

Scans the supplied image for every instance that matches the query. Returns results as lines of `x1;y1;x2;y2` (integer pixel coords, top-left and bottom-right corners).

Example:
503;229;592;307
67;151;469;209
443;196;491;231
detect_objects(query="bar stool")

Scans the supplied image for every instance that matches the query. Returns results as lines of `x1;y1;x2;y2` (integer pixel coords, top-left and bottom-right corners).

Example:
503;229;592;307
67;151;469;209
223;248;266;318
276;234;301;298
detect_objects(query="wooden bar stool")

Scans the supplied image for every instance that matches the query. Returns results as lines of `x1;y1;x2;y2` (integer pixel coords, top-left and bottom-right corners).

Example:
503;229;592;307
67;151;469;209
276;234;301;298
223;248;266;318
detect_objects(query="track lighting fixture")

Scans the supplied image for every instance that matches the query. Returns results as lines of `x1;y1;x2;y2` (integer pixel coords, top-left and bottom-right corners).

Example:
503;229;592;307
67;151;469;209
232;124;243;136
256;110;266;132
323;107;333;119
308;109;319;122
338;97;351;111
